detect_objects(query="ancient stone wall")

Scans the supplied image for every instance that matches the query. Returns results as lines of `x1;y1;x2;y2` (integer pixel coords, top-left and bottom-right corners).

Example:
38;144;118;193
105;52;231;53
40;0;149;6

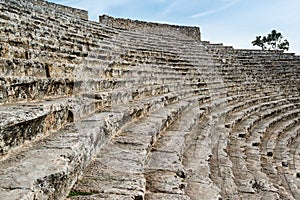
99;14;201;41
30;0;88;20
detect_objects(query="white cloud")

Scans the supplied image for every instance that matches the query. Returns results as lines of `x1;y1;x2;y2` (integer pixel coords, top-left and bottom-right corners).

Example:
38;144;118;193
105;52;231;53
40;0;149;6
191;0;240;18
159;0;183;17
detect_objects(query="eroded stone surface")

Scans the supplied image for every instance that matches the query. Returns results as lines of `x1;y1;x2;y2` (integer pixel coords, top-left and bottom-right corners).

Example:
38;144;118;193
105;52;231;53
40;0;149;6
145;193;191;200
0;97;97;155
69;100;191;199
71;160;145;197
0;112;127;199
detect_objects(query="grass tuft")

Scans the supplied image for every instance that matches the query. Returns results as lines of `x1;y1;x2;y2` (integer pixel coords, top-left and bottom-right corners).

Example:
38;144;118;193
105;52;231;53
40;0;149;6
67;191;95;197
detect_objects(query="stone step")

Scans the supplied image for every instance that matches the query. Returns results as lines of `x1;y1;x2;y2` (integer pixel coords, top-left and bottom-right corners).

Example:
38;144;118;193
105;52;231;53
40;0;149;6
0;83;209;198
0;53;108;79
116;29;196;44
1;1;299;200
201;94;280;199
225;96;297;128
119;49;208;64
0;97;97;156
103;68;201;80
112;32;195;49
145;193;191;200
0;78;210;156
67;96;199;199
226;101;300;199
0;74;206;104
110;42;210;61
227;99;300;141
104;64;201;78
118;36;202;51
248;109;300;158
275;124;300;169
2;4;115;43
144;106;205;196
183;116;223;200
0;76;74;104
5;0;87;20
180;93;262;199
208;118;239;199
83;84;208;108
2;22;89;61
263;130;300;200
237;55;299;61
0;58;48;77
81;77;204;93
241;110;300;199
232;102;300;135
260;119;300;198
1;83;200;199
0;111;129;200
197;95;297;199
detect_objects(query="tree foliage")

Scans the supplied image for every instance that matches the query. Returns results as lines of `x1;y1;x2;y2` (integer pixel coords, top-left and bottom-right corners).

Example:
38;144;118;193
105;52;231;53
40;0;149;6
252;30;289;51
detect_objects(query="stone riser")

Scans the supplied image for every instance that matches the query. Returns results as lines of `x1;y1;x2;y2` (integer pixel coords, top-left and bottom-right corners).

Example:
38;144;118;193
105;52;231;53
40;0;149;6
0;76;74;104
224;101;300;199
0;74;207;104
189;93;298;198
0;91;205;199
0;97;97;156
68;95;203;199
0;78;209;158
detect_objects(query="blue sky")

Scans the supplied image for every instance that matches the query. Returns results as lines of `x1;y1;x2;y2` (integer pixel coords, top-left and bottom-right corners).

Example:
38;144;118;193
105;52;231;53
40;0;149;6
48;0;300;54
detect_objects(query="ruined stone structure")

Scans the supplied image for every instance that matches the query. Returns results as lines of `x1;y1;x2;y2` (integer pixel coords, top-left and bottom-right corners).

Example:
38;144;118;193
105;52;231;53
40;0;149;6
0;0;300;199
99;15;201;42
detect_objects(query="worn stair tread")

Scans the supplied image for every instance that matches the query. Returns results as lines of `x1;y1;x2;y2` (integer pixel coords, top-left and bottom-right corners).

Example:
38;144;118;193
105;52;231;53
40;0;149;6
69;98;197;198
69;158;146;196
145;193;191;200
226;103;300;198
0;97;98;156
143;104;206;197
67;193;142;199
183;114;222;199
0;110;131;200
83;82;205;107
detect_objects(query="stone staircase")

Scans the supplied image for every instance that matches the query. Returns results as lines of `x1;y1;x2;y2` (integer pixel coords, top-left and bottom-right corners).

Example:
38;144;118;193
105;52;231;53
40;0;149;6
0;0;300;199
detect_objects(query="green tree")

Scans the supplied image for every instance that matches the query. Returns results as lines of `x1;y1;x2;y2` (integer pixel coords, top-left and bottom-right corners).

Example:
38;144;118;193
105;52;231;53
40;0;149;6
252;30;289;51
252;36;266;50
277;39;289;51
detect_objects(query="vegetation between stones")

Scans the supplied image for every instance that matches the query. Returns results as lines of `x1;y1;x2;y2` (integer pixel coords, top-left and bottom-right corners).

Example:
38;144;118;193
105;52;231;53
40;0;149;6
67;191;95;197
